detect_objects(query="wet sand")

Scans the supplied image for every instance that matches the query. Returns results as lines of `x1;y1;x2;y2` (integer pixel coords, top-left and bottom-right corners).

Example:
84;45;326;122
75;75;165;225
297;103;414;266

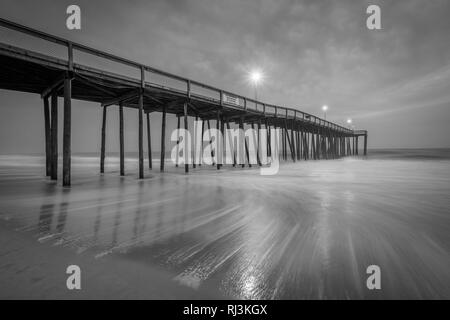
0;153;449;299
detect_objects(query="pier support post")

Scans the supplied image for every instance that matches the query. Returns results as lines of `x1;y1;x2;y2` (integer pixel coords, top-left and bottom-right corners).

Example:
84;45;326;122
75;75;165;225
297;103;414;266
364;134;368;156
216;110;221;170
119;104;124;176
184;102;189;173
257;121;262;166
284;121;294;162
316;132;321;159
290;121;296;162
303;132;307;160
147;113;152;170
160;105;166;171
338;136;341;157
220;114;225;168
266;119;271;158
50;92;58;180
356;136;359;155
100;106;107;174
62;74;72;187
193;116;198;169
226;120;236;167
353;137;356;155
176;116;180;167
240;118;251;167
251;123;260;166
239;118;245;167
351;137;354;155
200;119;205;166
347;137;351;156
43;97;51;176
207;120;215;166
308;132;311;159
138;91;144;179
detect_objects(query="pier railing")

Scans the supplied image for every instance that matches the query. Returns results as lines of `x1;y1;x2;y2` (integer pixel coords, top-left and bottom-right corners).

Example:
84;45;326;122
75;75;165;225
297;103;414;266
0;17;353;134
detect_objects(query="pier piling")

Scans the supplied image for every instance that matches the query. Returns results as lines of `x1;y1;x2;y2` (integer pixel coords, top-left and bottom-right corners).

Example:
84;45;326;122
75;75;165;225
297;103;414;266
160;105;166;172
100;106;107;174
43;97;51;176
62;73;72;187
138;91;144;179
119;104;124;176
147;113;152;170
50;92;58;181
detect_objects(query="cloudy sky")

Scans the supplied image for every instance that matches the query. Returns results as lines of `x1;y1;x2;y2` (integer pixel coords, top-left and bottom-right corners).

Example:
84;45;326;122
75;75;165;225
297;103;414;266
1;0;450;153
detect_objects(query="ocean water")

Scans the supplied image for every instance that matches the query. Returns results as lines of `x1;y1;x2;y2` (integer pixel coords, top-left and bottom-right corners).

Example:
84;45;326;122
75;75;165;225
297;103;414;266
0;149;449;299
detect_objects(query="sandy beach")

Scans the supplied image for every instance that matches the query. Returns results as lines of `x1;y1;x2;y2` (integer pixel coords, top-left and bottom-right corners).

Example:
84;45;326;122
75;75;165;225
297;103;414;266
0;150;449;299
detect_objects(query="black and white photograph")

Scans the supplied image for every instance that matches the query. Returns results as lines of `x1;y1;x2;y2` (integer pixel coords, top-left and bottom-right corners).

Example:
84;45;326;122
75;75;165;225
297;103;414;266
0;0;449;307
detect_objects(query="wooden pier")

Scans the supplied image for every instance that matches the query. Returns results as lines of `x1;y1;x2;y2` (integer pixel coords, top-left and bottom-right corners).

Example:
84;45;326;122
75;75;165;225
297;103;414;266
0;18;367;186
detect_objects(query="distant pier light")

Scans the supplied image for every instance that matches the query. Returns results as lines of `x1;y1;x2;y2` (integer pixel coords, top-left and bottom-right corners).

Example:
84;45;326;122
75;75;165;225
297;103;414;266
347;118;353;130
322;105;328;119
247;69;265;101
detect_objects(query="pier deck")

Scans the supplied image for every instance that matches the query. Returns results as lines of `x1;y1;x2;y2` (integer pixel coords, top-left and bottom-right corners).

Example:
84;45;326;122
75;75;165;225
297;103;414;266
0;18;367;186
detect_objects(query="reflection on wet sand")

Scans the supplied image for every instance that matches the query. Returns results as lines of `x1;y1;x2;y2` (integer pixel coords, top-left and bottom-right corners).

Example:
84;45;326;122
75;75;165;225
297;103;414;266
0;154;450;299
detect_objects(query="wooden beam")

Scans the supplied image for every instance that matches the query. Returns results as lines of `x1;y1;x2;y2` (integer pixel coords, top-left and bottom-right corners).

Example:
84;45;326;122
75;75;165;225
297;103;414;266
298;130;301;160
138;90;144;179
239;118;245;167
147;113;152;170
187;102;201;118
257;120;262;166
41;73;65;98
207;120;215;166
251;123;261;166
303;130;309;160
119;104;124;176
356;136;359;155
220;115;225;168
217;110;221;170
176;115;180;167
143;92;165;106
43;97;51;176
240;117;250;167
184;102;189;173
62;74;71;186
226;120;236;167
265;119;271;158
284;125;294;162
160;105;166;171
75;74;118;97
50;92;58;180
101;90;139;107
100;106;107;174
364;134;368;156
290;120;296;162
193;116;198;168
200;118;205;166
